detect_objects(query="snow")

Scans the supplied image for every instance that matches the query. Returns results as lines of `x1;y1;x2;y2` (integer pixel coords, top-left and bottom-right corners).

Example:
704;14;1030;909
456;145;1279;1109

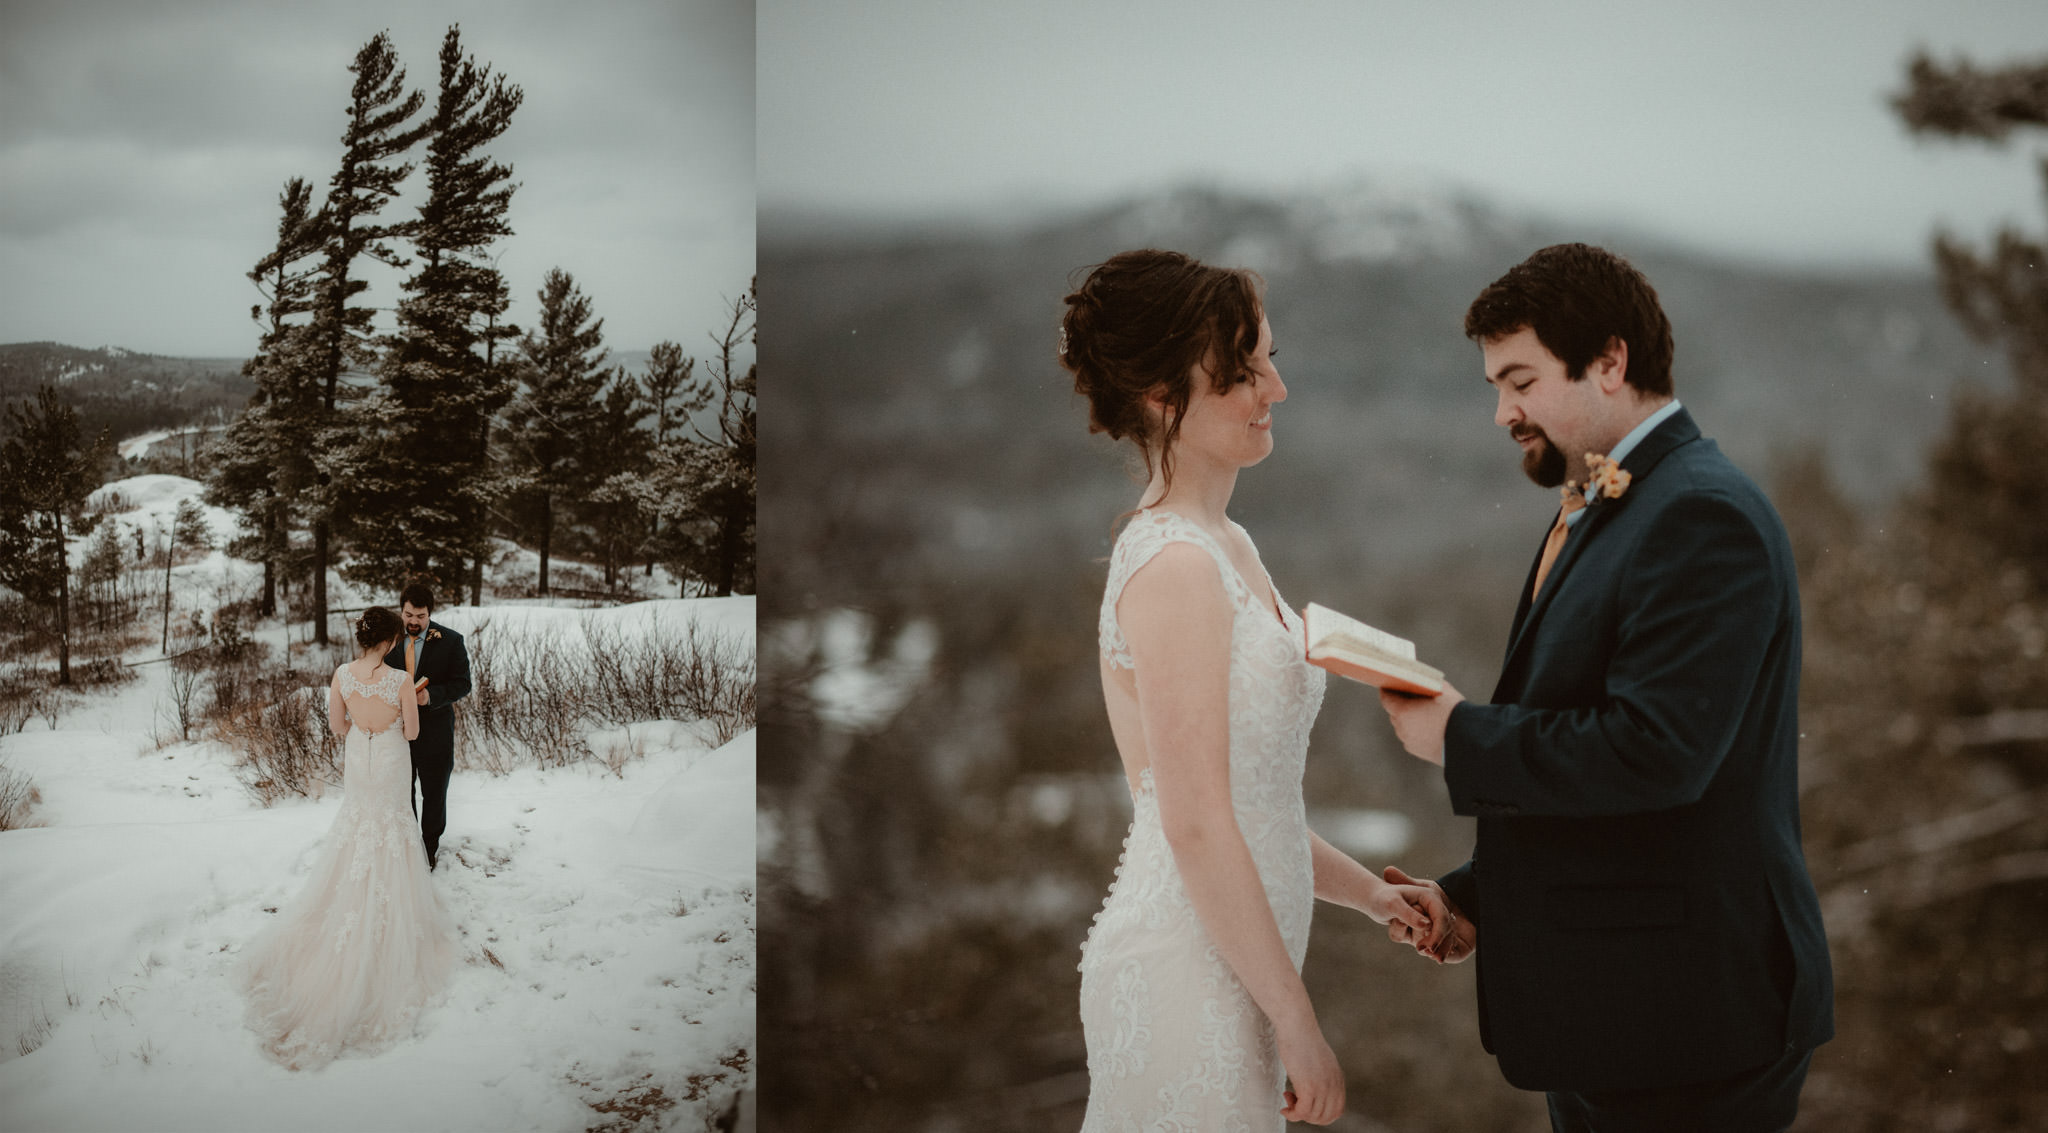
116;430;177;461
433;597;754;650
85;474;241;552
0;498;756;1129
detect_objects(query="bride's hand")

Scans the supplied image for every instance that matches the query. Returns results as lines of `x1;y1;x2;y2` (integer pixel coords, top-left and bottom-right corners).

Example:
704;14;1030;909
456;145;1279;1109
1365;873;1443;947
1275;1019;1345;1125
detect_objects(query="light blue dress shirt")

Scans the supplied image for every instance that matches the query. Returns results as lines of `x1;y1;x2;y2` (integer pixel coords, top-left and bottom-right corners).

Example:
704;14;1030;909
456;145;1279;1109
1562;399;1682;531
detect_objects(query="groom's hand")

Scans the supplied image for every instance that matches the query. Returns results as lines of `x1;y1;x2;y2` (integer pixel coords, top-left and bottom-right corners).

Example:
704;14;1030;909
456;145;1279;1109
1382;866;1475;964
1379;684;1464;765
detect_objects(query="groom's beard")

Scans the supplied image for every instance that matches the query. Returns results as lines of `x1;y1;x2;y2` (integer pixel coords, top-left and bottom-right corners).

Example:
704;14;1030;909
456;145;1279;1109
1515;424;1569;488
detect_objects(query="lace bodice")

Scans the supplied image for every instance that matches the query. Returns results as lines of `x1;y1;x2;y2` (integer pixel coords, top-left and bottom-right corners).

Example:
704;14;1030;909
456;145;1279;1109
336;662;405;707
1079;508;1327;1130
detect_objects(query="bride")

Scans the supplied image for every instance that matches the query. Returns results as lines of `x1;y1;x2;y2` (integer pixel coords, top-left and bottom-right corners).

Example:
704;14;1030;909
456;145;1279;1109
1061;250;1453;1128
240;604;457;1070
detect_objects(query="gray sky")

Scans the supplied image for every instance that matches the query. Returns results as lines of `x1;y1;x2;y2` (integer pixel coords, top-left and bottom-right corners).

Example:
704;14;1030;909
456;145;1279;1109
761;0;2048;269
0;0;754;358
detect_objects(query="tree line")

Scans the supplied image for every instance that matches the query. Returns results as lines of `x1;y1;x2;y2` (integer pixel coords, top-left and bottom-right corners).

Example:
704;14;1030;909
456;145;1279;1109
0;24;755;677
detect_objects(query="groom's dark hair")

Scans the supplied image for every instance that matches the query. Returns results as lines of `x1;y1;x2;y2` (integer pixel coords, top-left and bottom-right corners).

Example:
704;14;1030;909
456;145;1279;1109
1464;243;1674;397
399;582;435;611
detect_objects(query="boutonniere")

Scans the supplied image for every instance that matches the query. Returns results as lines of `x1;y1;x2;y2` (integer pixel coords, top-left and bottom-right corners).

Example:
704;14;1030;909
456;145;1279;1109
1575;451;1631;502
426;628;443;642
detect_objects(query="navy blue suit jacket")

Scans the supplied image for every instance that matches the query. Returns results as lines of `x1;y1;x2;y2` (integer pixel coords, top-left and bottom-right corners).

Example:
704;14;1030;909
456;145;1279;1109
1438;407;1833;1092
382;621;472;749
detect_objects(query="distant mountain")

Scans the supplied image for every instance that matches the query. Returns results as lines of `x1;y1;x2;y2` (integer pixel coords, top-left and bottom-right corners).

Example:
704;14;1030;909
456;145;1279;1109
0;344;722;452
764;179;2008;611
0;342;252;445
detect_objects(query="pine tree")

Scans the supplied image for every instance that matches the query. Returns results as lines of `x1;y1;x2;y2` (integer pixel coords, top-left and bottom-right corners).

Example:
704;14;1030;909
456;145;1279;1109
580;374;653;591
303;31;431;643
0;387;110;684
339;24;523;599
207;177;325;617
636;341;694;577
75;519;126;633
504;268;612;596
1895;53;2048;588
641;341;695;445
666;280;756;596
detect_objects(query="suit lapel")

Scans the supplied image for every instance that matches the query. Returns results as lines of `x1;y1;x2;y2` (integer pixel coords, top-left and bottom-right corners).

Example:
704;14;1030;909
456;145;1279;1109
1498;407;1702;676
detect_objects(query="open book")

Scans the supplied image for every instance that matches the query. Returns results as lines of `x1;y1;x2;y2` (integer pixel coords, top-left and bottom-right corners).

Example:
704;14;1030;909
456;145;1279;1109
1303;603;1445;697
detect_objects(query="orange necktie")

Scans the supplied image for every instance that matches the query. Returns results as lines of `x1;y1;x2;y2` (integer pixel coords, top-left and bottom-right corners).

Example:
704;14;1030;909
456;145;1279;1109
1531;489;1588;600
405;635;417;674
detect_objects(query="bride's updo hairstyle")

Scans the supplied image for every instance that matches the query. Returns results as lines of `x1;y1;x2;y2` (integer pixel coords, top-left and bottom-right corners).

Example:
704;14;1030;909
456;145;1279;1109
1060;249;1265;492
354;606;402;652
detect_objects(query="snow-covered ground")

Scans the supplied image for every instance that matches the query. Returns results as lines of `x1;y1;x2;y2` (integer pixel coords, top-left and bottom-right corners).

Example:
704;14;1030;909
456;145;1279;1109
0;478;756;1131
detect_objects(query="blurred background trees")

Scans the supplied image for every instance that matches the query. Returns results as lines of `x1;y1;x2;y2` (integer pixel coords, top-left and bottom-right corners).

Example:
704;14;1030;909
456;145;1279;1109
1771;51;2048;1131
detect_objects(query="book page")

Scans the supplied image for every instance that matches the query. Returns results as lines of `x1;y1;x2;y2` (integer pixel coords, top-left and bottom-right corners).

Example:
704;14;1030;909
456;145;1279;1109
1305;603;1417;661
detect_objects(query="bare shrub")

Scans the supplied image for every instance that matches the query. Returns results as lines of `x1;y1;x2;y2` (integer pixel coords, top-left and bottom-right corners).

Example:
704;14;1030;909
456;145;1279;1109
0;657;133;734
0;757;40;830
597;729;647;778
216;679;342;806
454;620;592;770
37;688;75;730
198;609;275;731
504;640;590;768
73;657;137;688
218;606;753;792
453;610;755;773
0;665;41;735
166;652;206;742
13;998;54;1057
583;614;756;744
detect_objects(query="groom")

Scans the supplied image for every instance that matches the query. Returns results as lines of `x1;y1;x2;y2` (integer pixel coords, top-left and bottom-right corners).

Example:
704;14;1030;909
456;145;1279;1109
1379;244;1833;1131
382;582;472;870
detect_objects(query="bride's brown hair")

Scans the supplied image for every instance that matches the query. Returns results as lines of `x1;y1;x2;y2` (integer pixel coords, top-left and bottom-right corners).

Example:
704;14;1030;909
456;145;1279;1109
1059;249;1265;495
354;606;401;652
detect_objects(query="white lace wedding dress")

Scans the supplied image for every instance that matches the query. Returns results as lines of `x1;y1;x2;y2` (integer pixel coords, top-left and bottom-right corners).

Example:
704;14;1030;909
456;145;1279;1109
239;662;457;1070
1078;509;1327;1131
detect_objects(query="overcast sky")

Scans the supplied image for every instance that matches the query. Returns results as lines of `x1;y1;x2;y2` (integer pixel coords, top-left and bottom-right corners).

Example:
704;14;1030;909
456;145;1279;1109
0;0;753;358
761;0;2048;270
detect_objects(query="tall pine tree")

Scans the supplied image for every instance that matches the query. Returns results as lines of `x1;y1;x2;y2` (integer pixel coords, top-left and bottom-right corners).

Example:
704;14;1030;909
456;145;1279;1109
339;24;523;598
303;31;430;642
635;341;694;578
580;374;653;591
0;387;109;685
504;268;612;596
207;177;325;617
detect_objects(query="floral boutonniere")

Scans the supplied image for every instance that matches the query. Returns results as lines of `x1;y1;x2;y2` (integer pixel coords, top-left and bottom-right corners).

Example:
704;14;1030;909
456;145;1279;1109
1578;451;1631;502
425;628;443;642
